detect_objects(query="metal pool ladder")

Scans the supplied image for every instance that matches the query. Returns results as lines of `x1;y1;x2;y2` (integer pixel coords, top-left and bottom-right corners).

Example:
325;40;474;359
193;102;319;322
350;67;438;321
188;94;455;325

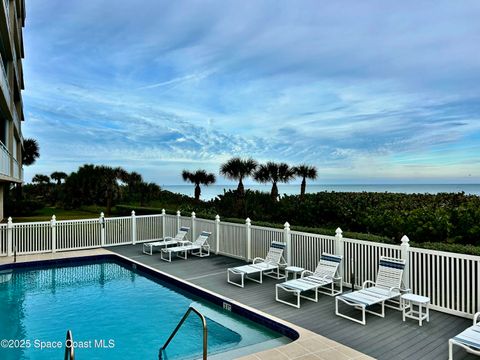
64;330;75;360
159;306;208;360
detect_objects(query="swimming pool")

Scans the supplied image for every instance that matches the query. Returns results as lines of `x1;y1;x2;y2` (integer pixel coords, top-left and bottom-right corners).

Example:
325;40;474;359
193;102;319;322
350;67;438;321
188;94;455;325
0;256;293;359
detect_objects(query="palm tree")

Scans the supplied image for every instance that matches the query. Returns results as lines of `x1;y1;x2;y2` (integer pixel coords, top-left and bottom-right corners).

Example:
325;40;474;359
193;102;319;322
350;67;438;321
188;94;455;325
182;169;216;201
16;138;40;200
22;138;40;166
50;171;68;185
293;164;318;197
219;157;258;197
32;174;51;184
254;162;295;200
121;171;144;204
97;166;129;215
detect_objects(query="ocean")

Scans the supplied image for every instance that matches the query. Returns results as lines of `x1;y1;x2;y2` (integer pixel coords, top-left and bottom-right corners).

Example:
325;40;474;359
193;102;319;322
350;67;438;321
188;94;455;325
161;184;480;201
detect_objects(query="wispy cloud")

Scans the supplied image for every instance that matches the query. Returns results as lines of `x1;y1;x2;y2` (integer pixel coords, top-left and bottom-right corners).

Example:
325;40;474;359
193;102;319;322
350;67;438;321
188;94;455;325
136;70;215;90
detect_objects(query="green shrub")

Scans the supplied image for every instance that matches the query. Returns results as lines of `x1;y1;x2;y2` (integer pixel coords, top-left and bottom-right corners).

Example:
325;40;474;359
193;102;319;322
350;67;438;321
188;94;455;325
411;242;480;256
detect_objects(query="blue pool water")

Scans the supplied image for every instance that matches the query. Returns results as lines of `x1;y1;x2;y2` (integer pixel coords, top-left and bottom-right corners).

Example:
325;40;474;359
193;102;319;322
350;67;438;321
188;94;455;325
0;260;288;359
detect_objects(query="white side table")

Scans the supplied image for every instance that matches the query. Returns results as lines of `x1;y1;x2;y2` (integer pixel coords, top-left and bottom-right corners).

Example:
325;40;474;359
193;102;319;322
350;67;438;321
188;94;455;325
401;293;430;326
285;266;304;279
176;240;191;246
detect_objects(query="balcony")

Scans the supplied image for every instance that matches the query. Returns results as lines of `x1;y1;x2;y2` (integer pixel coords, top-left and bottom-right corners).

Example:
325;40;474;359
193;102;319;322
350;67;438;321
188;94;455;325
0;140;21;181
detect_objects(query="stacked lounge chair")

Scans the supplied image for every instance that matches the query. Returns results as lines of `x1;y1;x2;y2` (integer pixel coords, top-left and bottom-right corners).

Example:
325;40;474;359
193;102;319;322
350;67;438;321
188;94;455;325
160;231;211;262
227;241;287;288
335;256;408;325
449;312;480;359
275;253;343;308
142;226;190;255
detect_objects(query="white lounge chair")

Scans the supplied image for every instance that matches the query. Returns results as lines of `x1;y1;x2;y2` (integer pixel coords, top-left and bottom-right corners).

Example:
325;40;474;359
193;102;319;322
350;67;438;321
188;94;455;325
276;253;343;308
449;312;480;359
227;241;287;288
142;226;190;255
160;231;211;262
335;256;408;325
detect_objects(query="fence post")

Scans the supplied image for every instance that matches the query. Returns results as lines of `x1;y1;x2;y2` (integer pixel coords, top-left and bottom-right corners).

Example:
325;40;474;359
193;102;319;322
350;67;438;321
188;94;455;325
335;227;344;279
401;235;410;290
191;212;196;240
161;209;166;239
51;215;57;253
7;217;13;257
284;222;291;265
176;210;181;232
215;215;220;255
100;212;105;247
246;218;252;261
131;210;137;245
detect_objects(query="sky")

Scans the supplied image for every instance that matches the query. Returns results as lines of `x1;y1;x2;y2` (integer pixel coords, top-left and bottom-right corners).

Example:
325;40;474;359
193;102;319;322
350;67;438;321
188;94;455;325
21;0;480;185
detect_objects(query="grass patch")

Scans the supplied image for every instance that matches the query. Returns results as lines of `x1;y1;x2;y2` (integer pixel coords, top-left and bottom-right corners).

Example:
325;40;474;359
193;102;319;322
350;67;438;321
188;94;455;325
11;206;106;223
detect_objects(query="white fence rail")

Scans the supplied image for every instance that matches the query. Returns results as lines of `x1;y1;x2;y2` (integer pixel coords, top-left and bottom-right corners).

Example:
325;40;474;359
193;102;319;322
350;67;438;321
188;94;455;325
409;247;480;317
251;225;284;261
135;214;163;243
105;216;132;246
13;221;52;254
342;237;402;288
1;210;479;318
0;224;7;256
290;231;336;272
56;218;102;251
218;221;246;259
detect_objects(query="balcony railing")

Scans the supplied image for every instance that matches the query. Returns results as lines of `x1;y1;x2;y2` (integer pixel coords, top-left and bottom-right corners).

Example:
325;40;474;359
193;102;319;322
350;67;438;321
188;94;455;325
0;141;9;176
0;141;21;180
12;156;20;179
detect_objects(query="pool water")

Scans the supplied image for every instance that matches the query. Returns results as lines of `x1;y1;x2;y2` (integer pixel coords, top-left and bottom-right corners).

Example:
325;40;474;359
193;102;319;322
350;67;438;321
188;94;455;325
0;260;288;359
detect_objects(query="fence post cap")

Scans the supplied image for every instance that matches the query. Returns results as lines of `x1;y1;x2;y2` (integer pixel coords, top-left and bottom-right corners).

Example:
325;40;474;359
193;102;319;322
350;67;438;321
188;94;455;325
161;209;166;214
191;211;196;217
401;235;410;244
7;217;12;224
100;212;105;217
335;227;343;236
284;222;290;229
246;217;251;225
177;210;181;216
215;214;220;221
131;210;136;216
51;215;56;221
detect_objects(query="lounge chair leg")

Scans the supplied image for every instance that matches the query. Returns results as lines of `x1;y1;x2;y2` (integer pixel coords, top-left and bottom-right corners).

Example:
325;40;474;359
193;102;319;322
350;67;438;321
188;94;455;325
275;285;301;308
160;251;172;262
335;296;367;325
227;269;245;288
448;339;453;360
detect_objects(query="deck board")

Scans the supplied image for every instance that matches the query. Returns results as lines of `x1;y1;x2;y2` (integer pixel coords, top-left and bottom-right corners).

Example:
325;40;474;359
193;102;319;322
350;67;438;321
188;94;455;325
110;245;476;359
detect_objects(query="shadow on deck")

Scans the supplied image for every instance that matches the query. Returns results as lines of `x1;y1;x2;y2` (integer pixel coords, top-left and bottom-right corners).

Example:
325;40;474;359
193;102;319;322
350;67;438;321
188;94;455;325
110;244;475;360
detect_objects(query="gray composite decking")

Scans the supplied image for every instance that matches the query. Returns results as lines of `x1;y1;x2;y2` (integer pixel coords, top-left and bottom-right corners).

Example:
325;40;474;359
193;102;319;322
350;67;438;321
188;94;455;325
110;245;476;360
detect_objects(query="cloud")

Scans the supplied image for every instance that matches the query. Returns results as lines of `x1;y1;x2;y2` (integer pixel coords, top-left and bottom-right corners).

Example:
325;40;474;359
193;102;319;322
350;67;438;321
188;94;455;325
21;0;480;184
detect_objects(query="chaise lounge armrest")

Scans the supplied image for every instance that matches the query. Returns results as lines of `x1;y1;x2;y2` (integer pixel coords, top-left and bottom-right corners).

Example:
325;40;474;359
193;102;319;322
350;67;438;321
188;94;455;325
253;257;265;264
388;286;403;297
474;312;480;325
301;270;313;278
362;280;376;289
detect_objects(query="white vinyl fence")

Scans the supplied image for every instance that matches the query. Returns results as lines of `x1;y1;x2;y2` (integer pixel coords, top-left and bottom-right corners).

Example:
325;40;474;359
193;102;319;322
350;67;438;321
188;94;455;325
2;209;479;318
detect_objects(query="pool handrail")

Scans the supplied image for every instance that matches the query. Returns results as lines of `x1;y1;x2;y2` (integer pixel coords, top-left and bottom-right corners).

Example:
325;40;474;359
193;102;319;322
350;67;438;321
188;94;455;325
159;305;207;360
64;330;75;360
